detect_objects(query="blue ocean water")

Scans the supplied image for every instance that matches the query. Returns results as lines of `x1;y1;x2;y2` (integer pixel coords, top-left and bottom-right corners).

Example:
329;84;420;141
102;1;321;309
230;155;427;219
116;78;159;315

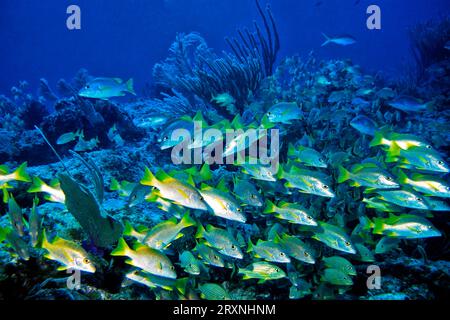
0;0;448;93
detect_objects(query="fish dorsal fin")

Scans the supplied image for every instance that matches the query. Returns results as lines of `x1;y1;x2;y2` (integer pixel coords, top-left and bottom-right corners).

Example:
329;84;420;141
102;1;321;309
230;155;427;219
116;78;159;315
289;165;304;175
260;114;275;129
385;213;401;224
215;179;228;193
136;225;149;233
49;179;61;188
184;166;198;177
199;164;213;181
179;115;193;122
52;236;68;246
155;169;172;182
185;174;196;187
193;111;208;127
410;173;425;181
273;233;282;244
113;78;123;84
133;242;147;251
278;201;289;207
200;183;212;191
163;217;178;225
351;164;367;173
214;119;232;130
0;165;9;174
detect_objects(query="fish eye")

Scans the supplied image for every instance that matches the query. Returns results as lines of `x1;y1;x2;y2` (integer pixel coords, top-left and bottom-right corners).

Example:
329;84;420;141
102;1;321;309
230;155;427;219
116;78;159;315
163;136;168;141
86;85;90;89
237;208;241;212
426;145;432;149
83;258;90;264
170;266;175;270
267;112;271;115
280;252;285;257
307;215;313;220
251;194;257;199
323;185;329;189
304;252;309;257
275;268;279;272
386;176;393;181
438;161;444;165
214;255;220;260
416;197;423;202
345;241;351;246
231;244;236;250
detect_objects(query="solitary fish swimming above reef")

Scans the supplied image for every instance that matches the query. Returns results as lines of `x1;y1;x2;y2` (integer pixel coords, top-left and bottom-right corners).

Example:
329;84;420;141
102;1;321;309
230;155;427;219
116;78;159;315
78;77;136;100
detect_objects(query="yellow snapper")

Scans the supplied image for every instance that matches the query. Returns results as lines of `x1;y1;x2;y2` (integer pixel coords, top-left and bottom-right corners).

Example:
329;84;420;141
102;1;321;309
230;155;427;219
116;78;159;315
78;77;136;100
195;224;243;259
240;163;278;182
56;129;84;145
396;169;450;198
279;165;335;198
265;102;303;124
141;212;196;250
337;163;399;189
263;200;317;226
321;268;353;286
287;143;327;168
273;233;316;264
124;269;188;295
41;230;96;273
141;167;207;211
110;178;137;197
27;177;66;204
194;242;226;268
238;261;286;283
122;220;149;243
372;214;441;239
322;256;356;276
111;238;176;279
386;145;449;173
312;222;356;254
375;189;429;210
374;237;401;254
199;182;246;223
370;127;433;150
247;238;291;263
232;176;264;207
